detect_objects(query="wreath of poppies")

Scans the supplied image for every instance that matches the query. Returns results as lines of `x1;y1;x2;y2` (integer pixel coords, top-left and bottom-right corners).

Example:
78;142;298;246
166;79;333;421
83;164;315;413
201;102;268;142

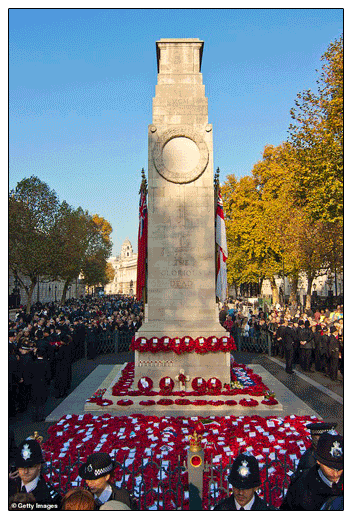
191;377;207;394
159;377;174;395
138;377;154;393
239;398;259;407
207;377;223;394
261;398;279;406
157;398;174;406
130;335;236;354
116;399;133;406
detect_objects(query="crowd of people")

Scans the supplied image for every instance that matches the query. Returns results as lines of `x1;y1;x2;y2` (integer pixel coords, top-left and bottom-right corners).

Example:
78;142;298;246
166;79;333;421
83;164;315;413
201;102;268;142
219;300;343;380
9;424;343;510
9;295;143;420
8;294;343;510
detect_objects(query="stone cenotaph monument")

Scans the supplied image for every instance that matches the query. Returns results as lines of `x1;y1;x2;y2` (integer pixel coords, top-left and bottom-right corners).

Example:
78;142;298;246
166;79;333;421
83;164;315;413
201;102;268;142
134;39;232;389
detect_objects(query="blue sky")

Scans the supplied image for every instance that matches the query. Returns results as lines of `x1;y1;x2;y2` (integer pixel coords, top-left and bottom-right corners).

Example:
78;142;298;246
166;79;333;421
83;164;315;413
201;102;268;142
9;8;343;256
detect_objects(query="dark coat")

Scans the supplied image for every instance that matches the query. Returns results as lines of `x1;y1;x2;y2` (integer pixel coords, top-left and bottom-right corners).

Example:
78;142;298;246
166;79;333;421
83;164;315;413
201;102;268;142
17;352;35;385
282;326;297;350
329;335;340;359
213;492;275;511
298;327;315;349
9;475;61;508
30;358;51;399
54;341;72;396
319;334;330;356
280;464;343;511
290;446;316;483
95;482;133;509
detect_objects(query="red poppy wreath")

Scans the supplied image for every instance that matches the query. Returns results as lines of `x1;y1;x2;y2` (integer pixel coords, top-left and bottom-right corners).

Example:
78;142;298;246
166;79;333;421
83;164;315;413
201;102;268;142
207;377;223;394
191;377;207;394
159;376;174;395
138;376;154;393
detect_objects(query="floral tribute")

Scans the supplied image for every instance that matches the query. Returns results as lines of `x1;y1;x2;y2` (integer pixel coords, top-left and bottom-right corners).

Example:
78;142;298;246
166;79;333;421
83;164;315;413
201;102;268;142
87;361;271;406
130;335;236;354
42;413;321;510
159;377;174;395
85;389;113;407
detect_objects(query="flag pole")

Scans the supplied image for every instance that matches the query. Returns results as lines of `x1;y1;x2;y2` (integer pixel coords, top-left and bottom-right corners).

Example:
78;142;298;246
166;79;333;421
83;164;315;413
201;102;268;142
137;168;148;308
214;167;220;301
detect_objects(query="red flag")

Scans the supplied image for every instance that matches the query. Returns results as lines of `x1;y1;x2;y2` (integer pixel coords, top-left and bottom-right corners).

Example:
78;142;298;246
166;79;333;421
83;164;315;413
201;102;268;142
136;184;148;301
215;189;228;302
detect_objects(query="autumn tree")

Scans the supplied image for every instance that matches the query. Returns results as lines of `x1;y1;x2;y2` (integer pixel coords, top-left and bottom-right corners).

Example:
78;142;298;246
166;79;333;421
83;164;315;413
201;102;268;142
223;141;341;307
80;214;113;294
9;176;61;312
289;35;343;224
105;262;116;285
49;203;91;302
9;176;113;308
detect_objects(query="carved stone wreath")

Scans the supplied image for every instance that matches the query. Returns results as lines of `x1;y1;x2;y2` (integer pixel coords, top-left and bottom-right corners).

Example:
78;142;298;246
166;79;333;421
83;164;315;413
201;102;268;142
153;126;209;184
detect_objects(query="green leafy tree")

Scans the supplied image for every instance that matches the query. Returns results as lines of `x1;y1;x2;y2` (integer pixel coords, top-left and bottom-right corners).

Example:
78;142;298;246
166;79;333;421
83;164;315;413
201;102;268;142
9;176;61;312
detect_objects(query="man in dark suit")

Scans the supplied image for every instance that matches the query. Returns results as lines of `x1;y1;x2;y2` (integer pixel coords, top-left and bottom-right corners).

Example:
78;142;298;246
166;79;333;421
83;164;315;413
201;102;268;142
213;453;275;510
283;321;297;374
275;318;287;359
328;326;340;381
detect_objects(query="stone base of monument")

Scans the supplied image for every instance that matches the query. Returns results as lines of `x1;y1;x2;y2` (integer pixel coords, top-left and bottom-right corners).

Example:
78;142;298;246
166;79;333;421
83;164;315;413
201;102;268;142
84;363;284;416
134;351;231;388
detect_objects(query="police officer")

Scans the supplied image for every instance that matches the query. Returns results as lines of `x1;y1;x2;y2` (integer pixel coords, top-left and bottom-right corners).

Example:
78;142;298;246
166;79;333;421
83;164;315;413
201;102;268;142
213;452;275;510
8;438;61;508
78;452;133;509
291;422;337;481
280;431;343;510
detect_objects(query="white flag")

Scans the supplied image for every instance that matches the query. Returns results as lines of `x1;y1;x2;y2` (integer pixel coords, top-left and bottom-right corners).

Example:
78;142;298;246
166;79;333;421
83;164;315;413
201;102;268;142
216;190;228;302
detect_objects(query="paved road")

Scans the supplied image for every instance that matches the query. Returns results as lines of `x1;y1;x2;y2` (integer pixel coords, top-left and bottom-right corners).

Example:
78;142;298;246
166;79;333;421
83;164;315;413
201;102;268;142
9;351;343;445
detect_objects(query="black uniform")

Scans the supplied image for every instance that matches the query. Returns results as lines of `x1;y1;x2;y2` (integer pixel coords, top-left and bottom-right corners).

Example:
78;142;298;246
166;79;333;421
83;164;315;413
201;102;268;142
313;328;322;371
214;493;275;511
280;464;343;511
9;475;61;509
282;325;297;374
95;483;133;509
319;333;330;374
17;351;35;412
290;446;316;483
53;339;72;398
298;327;315;371
9;345;20;416
275;324;287;358
328;334;340;380
30;357;51;421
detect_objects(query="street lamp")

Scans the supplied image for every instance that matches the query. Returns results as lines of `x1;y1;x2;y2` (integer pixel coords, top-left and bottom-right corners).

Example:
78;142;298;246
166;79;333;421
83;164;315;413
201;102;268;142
55;285;57;302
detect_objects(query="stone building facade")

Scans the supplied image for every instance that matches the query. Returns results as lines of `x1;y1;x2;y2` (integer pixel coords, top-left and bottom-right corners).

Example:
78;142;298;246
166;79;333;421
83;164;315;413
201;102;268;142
8;271;85;308
105;238;137;295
